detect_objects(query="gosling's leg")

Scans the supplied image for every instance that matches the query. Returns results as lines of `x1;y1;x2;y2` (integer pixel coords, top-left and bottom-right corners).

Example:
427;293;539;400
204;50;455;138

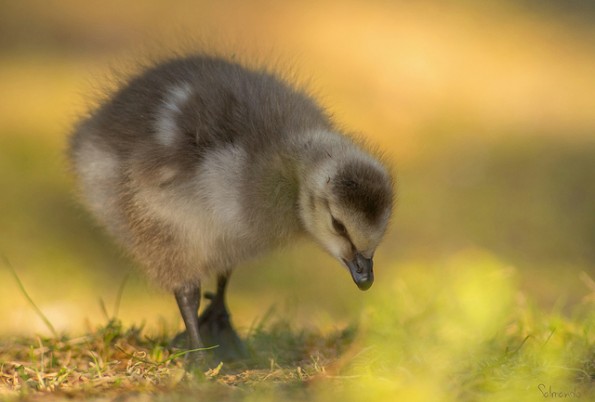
198;273;248;361
174;284;205;367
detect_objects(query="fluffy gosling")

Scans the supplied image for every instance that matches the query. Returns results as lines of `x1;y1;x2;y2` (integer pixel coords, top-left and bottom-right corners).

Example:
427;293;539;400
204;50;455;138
69;54;394;364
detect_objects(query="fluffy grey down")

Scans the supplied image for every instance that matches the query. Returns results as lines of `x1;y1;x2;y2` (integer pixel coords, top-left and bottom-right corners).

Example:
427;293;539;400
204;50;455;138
69;54;394;362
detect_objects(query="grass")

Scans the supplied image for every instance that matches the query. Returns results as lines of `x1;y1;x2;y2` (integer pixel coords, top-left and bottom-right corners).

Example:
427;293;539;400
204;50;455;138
0;316;353;401
1;252;592;401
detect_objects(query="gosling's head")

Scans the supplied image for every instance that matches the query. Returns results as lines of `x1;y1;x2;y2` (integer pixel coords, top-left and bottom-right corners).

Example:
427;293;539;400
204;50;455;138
299;153;394;290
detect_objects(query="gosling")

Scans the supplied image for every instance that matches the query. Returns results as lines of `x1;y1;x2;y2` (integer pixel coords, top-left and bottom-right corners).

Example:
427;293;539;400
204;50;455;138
68;54;394;364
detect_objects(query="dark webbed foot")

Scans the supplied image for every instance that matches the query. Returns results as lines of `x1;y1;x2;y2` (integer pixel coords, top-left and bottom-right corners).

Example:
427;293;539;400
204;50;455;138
198;274;248;362
199;291;248;362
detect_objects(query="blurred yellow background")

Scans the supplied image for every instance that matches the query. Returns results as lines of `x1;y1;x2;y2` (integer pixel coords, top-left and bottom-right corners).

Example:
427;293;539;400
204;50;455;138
0;0;594;337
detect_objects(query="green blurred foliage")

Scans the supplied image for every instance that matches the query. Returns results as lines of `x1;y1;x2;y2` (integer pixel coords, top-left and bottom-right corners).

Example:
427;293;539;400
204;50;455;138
318;251;594;401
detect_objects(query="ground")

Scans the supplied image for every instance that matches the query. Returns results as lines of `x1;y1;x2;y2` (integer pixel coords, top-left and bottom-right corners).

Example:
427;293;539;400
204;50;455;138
1;253;593;401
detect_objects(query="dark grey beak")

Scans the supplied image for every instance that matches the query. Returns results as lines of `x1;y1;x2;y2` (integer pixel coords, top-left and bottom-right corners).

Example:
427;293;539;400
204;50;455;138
344;253;374;291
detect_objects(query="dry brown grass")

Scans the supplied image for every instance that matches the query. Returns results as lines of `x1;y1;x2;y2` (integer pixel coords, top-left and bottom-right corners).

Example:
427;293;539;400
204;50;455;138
0;318;354;401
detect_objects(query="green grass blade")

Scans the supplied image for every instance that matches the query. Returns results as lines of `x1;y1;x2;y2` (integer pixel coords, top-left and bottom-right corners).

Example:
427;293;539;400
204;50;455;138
1;253;58;338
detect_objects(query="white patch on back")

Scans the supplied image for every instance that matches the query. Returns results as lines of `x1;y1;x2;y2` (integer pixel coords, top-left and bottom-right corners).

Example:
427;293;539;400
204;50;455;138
73;140;127;239
131;145;251;271
197;145;249;234
75;141;119;209
155;83;193;147
156;165;178;184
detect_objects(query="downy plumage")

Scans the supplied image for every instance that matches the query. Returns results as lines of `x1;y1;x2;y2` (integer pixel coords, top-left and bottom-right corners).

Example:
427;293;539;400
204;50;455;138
69;54;394;364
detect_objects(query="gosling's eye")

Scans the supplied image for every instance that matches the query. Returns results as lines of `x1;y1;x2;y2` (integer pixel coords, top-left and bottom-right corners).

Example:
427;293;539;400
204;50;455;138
332;217;348;236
